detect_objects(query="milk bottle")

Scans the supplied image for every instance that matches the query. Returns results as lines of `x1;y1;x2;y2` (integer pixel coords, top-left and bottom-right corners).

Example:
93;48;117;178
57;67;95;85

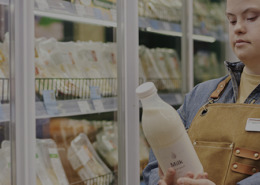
136;82;203;182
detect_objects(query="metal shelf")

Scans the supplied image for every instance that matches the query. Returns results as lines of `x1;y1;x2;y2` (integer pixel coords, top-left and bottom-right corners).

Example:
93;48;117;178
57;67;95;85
0;93;182;122
139;17;218;43
34;9;116;28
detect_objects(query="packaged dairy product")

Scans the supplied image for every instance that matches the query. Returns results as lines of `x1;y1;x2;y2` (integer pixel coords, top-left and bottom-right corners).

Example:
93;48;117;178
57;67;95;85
136;82;203;182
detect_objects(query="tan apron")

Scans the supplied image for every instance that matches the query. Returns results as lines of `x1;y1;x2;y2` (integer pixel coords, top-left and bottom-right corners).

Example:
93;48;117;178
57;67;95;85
188;76;260;185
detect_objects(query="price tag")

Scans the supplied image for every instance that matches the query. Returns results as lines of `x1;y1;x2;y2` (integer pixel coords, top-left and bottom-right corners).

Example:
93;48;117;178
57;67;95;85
35;0;49;10
75;4;86;17
90;86;101;99
77;101;91;113
110;9;117;21
85;6;95;17
89;86;104;111
94;8;103;19
92;99;104;111
162;21;171;31
42;90;59;115
149;19;159;29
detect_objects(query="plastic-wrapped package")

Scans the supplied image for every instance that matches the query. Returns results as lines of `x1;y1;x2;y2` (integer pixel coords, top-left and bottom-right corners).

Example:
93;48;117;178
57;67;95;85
140;0;182;22
94;124;118;169
49;118;98;146
94;123;150;176
37;139;70;185
68;133;112;184
0;142;11;185
36;143;55;185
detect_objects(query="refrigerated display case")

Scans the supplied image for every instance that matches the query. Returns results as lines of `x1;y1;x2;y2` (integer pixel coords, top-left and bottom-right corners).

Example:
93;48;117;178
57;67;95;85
1;0;140;184
33;0;140;184
0;0;230;184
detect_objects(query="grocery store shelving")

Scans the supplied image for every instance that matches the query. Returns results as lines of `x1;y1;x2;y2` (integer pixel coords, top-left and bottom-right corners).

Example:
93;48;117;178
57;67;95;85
0;0;221;43
34;9;117;27
34;0;219;43
34;0;117;27
0;93;182;122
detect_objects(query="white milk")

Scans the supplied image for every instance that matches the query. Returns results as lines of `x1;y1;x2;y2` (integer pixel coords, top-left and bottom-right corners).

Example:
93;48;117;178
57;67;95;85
136;82;203;182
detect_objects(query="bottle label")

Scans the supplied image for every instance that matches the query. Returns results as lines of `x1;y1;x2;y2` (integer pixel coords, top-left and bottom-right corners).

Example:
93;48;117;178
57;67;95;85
155;134;203;178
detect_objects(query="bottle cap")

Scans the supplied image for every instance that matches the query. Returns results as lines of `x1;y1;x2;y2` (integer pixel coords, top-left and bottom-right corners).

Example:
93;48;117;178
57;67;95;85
136;82;157;99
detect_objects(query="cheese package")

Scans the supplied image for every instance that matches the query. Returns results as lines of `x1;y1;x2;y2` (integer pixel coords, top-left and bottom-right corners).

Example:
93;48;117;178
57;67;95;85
67;133;112;184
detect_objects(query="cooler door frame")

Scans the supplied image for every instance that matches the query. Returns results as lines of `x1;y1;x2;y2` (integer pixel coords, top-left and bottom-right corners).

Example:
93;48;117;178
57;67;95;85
9;0;36;184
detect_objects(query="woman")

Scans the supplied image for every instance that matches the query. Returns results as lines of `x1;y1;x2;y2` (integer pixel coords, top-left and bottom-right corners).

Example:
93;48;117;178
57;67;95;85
143;0;260;184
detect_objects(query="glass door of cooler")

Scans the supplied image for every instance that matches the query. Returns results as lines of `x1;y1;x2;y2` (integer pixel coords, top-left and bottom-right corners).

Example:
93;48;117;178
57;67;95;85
0;1;11;185
33;0;139;185
138;0;183;108
138;0;184;184
193;0;229;85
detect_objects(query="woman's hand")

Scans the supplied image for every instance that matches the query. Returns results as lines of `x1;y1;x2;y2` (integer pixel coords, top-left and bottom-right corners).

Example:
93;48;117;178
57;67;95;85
158;167;215;185
158;166;176;185
176;172;215;185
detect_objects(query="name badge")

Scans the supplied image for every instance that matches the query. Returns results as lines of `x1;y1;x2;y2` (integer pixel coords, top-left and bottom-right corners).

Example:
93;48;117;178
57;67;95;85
245;118;260;132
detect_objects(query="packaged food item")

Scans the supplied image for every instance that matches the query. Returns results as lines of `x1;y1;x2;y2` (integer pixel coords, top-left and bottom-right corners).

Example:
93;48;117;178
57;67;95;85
37;139;70;185
49;118;97;146
0;142;11;185
136;82;203;183
36;143;55;185
92;0;116;9
94;124;118;169
67;133;112;184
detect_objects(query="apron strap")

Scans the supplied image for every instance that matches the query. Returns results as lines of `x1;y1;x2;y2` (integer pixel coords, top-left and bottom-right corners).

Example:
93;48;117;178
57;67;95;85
210;76;231;99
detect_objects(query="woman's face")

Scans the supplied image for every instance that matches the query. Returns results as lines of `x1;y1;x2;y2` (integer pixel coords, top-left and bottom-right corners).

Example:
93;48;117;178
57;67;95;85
226;0;260;68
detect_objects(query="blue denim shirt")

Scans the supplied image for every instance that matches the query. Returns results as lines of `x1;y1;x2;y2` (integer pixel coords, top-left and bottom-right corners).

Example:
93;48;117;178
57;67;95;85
143;61;260;185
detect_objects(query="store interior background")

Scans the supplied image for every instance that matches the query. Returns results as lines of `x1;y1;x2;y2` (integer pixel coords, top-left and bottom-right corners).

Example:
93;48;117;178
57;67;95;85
0;0;239;184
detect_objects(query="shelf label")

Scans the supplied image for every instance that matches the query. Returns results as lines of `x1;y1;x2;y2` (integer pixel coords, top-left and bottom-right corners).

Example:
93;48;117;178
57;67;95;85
35;0;49;10
90;86;101;99
77;101;91;113
75;4;86;17
92;99;104;111
85;6;95;17
93;7;103;19
149;19;159;29
162;21;171;31
42;90;59;116
89;86;104;111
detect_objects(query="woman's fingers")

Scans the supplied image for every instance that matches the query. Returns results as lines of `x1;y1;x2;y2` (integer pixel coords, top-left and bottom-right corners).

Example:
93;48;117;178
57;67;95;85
158;167;176;185
164;168;176;184
177;178;215;185
185;172;194;179
195;172;208;179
